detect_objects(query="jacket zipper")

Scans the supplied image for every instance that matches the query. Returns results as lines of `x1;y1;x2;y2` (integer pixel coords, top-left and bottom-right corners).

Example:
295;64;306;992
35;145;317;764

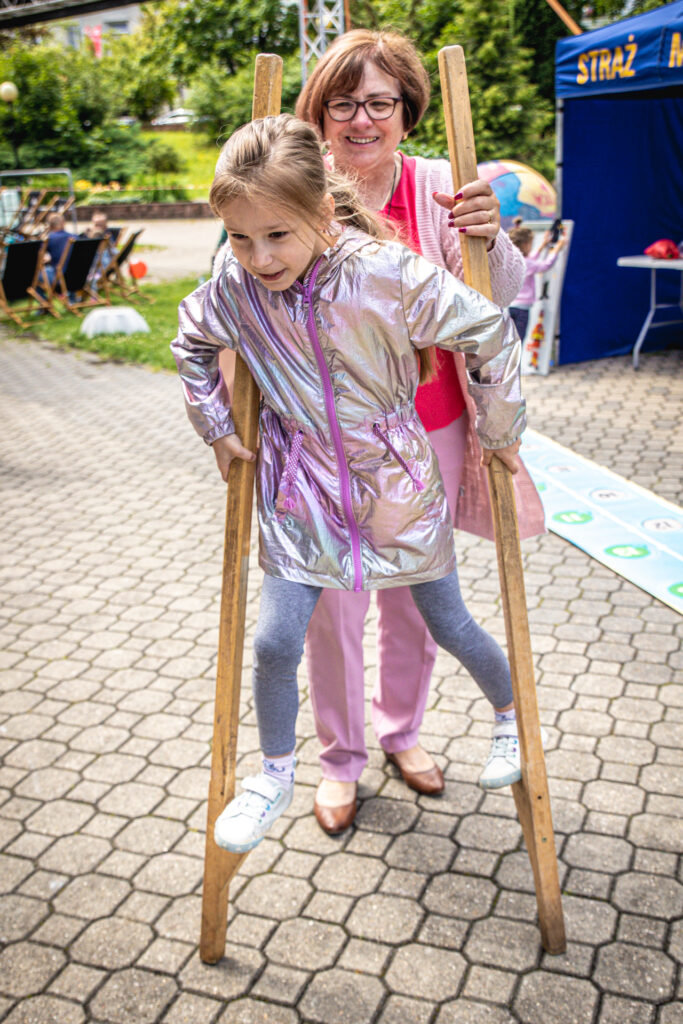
302;261;363;592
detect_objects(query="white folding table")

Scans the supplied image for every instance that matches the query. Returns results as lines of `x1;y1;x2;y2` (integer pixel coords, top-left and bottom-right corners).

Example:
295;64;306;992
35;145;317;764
617;255;683;368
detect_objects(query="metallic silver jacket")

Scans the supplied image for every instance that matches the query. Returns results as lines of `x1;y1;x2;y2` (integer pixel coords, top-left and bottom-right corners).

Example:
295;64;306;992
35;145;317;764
173;229;525;592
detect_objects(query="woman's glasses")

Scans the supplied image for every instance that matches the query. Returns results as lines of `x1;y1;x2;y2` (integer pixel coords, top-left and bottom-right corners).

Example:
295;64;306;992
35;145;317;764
324;97;403;122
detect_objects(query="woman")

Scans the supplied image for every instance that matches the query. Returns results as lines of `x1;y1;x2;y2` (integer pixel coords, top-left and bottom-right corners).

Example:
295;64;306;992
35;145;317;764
294;29;544;834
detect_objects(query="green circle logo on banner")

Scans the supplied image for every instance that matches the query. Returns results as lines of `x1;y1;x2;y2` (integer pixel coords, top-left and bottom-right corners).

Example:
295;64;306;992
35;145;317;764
668;582;683;599
605;544;650;559
552;511;593;525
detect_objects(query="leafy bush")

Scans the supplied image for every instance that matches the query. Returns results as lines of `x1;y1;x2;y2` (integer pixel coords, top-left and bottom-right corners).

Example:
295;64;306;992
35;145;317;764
0;39;182;184
144;138;187;175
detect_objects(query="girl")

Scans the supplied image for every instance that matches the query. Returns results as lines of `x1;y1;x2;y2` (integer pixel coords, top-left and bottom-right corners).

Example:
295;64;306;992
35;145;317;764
509;219;568;341
172;114;526;854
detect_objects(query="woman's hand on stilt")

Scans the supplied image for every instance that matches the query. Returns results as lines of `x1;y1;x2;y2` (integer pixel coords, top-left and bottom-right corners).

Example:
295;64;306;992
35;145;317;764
481;440;521;475
432;180;500;251
212;433;256;481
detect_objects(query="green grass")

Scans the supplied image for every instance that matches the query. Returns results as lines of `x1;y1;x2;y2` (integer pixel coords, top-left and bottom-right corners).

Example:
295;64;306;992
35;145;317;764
6;275;200;372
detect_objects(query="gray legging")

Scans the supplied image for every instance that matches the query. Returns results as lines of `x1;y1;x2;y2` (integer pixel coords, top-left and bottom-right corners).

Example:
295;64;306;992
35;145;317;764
253;570;513;757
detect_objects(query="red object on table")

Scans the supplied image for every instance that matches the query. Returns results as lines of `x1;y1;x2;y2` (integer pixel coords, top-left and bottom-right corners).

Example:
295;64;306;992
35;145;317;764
644;239;679;259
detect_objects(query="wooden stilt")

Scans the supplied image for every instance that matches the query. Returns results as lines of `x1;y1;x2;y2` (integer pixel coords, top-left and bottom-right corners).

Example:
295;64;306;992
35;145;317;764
438;45;566;955
199;54;283;966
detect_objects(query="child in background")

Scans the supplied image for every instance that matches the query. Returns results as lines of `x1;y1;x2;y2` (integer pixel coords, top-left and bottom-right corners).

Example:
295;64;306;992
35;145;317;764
508;219;567;341
172;114;528;855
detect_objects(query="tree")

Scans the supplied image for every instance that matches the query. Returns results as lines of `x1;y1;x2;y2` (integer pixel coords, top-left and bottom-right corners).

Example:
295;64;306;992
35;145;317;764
0;41;151;181
0;44;87;170
513;0;585;103
99;9;176;123
154;0;299;78
407;0;555;177
589;0;668;18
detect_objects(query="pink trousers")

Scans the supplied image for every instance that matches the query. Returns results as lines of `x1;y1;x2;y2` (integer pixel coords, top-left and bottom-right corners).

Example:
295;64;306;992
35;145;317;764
305;416;468;781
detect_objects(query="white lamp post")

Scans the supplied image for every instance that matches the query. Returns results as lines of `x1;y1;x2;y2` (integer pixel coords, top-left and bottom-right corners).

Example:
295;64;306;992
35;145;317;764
0;81;18;103
0;81;20;167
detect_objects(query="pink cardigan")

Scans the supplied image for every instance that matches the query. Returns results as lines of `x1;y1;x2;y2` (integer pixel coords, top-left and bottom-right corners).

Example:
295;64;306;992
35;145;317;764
413;156;545;541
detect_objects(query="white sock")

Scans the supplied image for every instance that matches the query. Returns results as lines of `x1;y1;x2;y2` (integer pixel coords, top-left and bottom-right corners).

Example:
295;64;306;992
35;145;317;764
262;752;295;789
494;708;517;733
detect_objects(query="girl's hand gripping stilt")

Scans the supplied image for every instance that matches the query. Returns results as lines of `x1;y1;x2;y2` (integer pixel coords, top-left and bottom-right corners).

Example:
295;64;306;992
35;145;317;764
481;440;521;475
212;433;256;482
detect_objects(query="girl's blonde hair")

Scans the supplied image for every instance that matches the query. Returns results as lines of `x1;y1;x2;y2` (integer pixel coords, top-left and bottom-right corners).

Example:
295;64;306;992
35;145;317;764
210;114;436;383
210;113;384;241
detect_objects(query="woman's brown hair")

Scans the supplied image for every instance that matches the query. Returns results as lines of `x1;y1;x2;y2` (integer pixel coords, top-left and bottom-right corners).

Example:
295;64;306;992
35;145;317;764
295;29;431;139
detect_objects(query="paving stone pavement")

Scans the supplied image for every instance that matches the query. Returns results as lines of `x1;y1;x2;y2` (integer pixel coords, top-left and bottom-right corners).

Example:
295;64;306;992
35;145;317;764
0;334;681;1024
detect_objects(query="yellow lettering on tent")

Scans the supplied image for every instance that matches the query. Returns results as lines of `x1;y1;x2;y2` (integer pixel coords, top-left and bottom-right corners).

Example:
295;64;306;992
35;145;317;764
575;33;640;86
670;31;683;68
598;49;612;80
623;34;637;77
612;46;624;78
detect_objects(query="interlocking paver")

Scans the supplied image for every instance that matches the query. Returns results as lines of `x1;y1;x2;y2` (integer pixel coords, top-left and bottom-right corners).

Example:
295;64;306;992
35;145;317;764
386;943;465;1000
0;941;66;997
298;967;385;1023
1;325;682;1023
89;967;177;1023
595;942;676;1001
264;918;345;971
2;996;86;1023
0;893;48;942
514;972;599;1024
436;1000;516;1023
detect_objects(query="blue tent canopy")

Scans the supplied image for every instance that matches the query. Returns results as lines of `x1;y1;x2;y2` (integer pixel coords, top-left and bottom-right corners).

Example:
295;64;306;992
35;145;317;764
554;2;683;364
556;1;683;97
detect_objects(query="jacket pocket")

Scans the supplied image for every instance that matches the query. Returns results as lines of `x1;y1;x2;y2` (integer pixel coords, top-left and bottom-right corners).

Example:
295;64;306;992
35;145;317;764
372;421;425;493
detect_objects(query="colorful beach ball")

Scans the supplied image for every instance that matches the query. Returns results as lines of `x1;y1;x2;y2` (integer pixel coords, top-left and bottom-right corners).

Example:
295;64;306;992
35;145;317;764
477;159;556;229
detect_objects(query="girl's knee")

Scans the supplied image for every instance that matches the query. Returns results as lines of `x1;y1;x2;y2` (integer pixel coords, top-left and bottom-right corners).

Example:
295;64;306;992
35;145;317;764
253;629;302;675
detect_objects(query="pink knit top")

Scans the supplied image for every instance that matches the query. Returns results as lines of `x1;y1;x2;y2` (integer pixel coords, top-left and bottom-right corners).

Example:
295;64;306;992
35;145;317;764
385;155;544;541
382;155;526;433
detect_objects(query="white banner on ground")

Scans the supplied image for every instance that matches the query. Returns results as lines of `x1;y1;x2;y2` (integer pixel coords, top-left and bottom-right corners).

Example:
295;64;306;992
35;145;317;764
518;219;574;377
522;429;683;614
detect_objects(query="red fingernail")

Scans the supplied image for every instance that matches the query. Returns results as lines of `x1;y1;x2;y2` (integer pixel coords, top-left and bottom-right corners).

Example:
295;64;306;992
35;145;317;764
431;191;438;198
459;227;467;233
453;191;463;201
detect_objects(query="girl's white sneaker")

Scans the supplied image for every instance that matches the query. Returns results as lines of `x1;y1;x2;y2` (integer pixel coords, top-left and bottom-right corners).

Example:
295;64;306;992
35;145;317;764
479;722;547;789
214;773;293;853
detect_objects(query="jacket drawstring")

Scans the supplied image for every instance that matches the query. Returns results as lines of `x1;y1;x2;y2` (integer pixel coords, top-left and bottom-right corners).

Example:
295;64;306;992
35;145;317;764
373;422;424;492
276;429;304;517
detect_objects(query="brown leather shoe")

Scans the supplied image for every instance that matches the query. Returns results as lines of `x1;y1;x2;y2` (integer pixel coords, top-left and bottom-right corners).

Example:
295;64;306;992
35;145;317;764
314;786;357;835
385;752;444;795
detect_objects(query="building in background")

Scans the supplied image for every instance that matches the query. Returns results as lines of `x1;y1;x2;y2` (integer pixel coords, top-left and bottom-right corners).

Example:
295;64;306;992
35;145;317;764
61;3;141;53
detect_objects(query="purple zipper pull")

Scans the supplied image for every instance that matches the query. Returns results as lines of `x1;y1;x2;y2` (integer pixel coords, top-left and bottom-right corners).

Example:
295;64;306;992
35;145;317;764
373;423;425;492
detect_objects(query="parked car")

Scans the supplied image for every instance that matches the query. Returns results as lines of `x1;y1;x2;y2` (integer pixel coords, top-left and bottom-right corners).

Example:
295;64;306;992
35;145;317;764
150;108;195;127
